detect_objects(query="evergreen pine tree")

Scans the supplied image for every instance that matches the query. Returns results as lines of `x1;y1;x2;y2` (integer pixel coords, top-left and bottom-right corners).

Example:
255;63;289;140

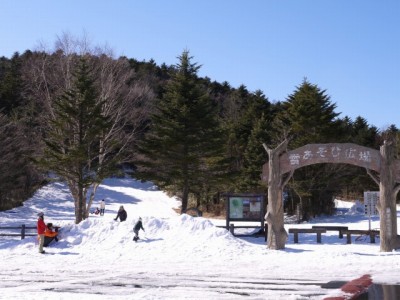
275;79;343;216
240;113;270;192
136;50;226;213
283;79;341;147
221;87;272;190
39;58;110;223
0;53;24;115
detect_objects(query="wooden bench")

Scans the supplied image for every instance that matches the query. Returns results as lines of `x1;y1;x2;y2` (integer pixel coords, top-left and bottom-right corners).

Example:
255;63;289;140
312;226;349;239
288;228;326;244
342;229;379;244
0;225;37;240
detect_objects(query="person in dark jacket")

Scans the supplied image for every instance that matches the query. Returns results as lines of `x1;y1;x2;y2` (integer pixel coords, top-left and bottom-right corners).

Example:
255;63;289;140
114;205;127;222
133;217;145;242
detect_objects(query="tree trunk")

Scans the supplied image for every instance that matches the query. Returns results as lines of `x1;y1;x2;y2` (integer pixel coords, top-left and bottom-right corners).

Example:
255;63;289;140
77;182;84;224
181;183;189;213
264;140;290;250
85;182;100;219
379;141;400;252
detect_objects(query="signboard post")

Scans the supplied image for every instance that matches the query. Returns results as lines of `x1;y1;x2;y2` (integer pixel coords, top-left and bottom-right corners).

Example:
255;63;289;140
364;191;379;231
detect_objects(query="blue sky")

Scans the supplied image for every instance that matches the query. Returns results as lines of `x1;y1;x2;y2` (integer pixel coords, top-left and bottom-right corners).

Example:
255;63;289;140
1;0;399;129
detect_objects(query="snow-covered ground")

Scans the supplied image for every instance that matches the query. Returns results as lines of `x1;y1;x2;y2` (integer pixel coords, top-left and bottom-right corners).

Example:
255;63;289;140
0;178;399;300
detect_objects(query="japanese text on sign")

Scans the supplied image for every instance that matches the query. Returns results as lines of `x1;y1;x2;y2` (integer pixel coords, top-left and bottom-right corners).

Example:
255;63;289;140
289;146;372;166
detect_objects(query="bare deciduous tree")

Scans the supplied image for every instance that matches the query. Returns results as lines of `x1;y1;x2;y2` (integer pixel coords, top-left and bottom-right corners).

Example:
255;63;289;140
23;32;155;222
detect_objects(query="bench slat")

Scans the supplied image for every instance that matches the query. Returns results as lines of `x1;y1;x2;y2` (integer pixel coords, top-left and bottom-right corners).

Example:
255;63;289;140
289;228;326;233
312;226;348;230
312;226;348;238
229;226;263;229
288;228;326;244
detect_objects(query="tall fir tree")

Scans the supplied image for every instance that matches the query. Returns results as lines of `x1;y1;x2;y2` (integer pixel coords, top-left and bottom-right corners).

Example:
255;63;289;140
240;113;271;192
136;50;226;213
0;53;24;115
275;79;343;217
39;58;110;223
282;79;341;147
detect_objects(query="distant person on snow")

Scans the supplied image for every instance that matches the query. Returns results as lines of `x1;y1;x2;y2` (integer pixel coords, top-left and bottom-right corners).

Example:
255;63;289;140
100;199;106;216
133;217;145;242
37;212;46;254
91;207;100;215
114;205;127;222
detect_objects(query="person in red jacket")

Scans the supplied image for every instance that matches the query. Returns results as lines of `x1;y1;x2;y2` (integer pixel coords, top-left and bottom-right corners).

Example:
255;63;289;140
37;212;46;254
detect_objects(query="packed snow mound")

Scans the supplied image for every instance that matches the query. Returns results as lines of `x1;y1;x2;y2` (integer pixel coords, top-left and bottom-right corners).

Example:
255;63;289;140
1;177;266;262
334;199;356;209
53;214;250;258
334;199;365;215
346;200;365;215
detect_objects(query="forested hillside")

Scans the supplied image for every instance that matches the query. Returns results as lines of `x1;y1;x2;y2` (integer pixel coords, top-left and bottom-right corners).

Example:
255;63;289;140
0;34;398;219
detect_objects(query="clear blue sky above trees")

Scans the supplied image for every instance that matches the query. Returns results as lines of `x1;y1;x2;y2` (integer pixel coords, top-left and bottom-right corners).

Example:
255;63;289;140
1;0;399;128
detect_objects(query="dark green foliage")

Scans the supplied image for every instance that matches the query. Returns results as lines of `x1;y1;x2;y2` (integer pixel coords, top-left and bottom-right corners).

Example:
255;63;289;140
128;58;172;98
238;90;275;192
0;113;43;210
240;113;270;192
38;58;111;223
0;53;24;115
280;79;342;147
334;116;380;200
275;79;345;216
136;50;227;212
218;86;273;192
0;52;45;211
346;116;379;147
0;45;397;216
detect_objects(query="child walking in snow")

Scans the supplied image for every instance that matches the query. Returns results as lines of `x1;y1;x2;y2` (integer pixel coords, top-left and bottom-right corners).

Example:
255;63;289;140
133;217;145;242
100;199;105;216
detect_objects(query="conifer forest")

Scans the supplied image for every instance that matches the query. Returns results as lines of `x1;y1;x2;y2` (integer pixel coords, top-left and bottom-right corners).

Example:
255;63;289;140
1;34;398;220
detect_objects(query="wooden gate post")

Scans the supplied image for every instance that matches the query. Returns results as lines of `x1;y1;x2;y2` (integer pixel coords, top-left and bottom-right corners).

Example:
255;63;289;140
378;140;400;251
263;140;293;250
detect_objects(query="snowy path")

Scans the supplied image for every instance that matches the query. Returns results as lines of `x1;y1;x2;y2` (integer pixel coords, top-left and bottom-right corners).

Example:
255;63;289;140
0;261;334;299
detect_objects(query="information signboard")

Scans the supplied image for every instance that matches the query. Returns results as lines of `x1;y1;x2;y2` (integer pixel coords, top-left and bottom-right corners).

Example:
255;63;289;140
229;196;263;219
364;191;379;231
364;191;379;216
225;194;266;229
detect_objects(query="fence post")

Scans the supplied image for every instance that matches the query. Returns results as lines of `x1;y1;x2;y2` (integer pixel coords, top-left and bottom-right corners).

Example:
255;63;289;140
229;223;235;235
370;232;376;243
317;232;322;243
21;224;26;240
264;223;268;241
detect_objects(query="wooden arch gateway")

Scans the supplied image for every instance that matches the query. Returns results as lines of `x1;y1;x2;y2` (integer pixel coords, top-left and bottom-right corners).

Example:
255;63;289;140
261;140;400;252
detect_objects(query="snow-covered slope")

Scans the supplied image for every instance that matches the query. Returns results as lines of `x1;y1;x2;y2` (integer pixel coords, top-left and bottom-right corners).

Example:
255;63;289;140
0;178;399;300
